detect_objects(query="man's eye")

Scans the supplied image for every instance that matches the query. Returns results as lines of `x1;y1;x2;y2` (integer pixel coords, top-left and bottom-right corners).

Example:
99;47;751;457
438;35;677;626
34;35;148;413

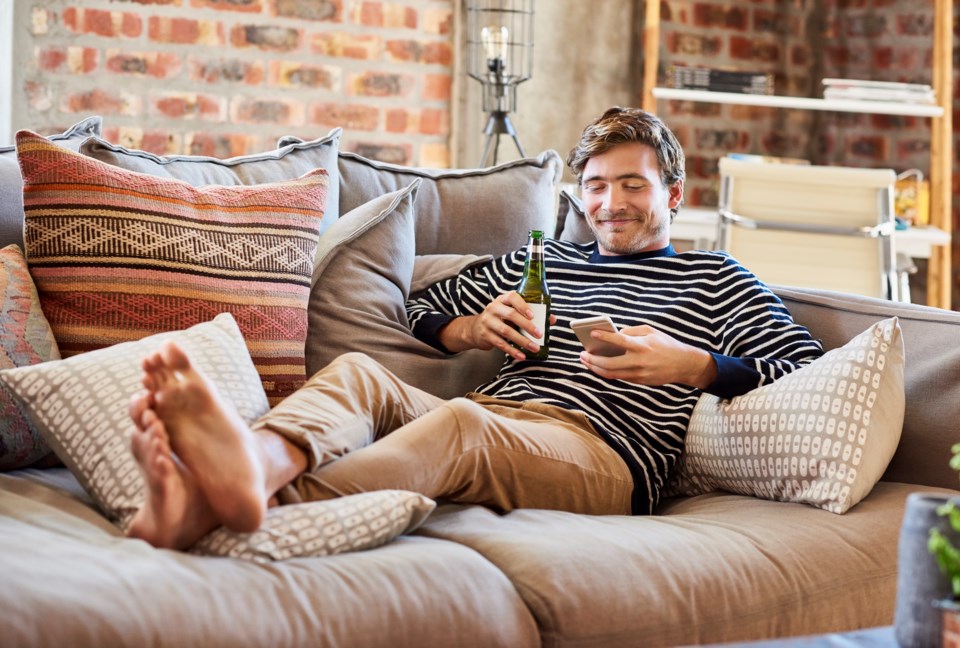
584;184;604;193
625;184;646;191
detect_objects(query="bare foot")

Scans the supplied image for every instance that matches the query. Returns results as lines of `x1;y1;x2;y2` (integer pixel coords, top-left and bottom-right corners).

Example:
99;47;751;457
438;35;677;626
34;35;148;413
140;341;267;533
126;411;221;550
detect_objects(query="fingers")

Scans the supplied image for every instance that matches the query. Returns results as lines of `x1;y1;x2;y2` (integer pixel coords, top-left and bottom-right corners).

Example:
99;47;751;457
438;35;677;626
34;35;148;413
478;292;543;360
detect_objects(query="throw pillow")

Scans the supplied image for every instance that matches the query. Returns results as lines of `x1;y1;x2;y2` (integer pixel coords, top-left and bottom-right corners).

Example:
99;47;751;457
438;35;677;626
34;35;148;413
17;129;328;405
306;181;504;399
669;317;905;514
555;187;595;243
0;244;62;470
278;139;562;257
0;116;103;250
190;489;436;563
0;313;269;529
79;128;342;234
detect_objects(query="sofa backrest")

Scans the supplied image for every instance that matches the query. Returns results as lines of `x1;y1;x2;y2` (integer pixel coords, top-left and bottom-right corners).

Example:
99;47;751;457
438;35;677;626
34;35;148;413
774;285;960;490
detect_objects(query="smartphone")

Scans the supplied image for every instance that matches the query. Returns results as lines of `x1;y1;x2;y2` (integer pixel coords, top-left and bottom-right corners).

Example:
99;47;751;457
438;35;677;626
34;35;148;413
570;316;625;357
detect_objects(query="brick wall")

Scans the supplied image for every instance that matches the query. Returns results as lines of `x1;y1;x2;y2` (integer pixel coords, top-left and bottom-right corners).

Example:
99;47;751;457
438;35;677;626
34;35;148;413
15;0;454;167
657;0;958;307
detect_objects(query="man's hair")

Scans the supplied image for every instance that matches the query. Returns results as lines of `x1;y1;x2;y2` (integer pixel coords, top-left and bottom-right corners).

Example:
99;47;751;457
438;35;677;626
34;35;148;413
566;106;686;190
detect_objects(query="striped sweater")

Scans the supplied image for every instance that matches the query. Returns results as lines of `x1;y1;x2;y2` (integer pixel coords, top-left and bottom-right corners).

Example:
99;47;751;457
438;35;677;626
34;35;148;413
406;241;824;514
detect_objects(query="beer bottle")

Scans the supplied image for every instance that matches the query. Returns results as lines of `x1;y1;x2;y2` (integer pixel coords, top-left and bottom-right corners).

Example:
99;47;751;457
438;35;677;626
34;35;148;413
516;229;550;360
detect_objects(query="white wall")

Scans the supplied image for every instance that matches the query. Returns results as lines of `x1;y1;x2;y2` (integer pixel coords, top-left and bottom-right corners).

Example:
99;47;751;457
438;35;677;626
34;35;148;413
0;0;13;146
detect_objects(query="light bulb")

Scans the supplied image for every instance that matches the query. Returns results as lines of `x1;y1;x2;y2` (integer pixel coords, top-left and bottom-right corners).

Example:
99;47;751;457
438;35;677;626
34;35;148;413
480;25;509;74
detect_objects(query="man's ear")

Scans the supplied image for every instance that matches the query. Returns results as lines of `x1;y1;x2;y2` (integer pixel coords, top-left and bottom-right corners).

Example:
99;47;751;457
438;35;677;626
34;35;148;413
667;179;684;209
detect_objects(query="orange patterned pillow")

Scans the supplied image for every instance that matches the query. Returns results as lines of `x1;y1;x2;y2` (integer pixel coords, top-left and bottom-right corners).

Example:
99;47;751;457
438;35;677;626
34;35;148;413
0;244;62;469
16;130;328;405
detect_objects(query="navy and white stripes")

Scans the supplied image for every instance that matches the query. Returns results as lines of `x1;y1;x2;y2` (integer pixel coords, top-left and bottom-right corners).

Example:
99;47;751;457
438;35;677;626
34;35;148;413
407;240;823;515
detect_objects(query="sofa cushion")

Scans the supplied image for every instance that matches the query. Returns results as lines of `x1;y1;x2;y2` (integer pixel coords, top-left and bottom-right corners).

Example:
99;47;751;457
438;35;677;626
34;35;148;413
305;181;504;398
0;313;268;529
334;148;562;257
0;245;61;470
190;489;436;563
0;116;102;250
773;285;960;490
669;317;904;514
0;471;539;648
79;128;341;234
418;481;953;647
17;129;328;404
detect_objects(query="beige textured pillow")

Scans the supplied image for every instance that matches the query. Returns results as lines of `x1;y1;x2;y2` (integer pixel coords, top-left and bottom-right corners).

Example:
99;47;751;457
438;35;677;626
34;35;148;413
305;181;504;399
190;489;436;563
0;313;269;529
669;317;904;514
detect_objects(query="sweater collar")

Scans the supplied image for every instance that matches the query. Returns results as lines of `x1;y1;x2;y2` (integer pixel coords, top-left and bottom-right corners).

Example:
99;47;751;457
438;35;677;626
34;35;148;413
588;243;677;264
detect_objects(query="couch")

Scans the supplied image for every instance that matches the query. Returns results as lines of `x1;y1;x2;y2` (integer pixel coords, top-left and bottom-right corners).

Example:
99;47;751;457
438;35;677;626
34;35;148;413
1;118;960;648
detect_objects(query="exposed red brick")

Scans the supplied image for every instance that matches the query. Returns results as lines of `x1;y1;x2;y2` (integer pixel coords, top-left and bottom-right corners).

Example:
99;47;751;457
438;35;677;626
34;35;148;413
384;107;451;135
422;73;452;101
729;36;780;62
270;61;339;90
311;32;381;59
63;8;142;38
349;141;412;165
191;0;263;13
385;40;452;65
105;50;182;78
189;58;266;84
230;24;302;51
151;92;226;121
845;135;888;159
149;17;224;45
666;32;723;57
310;102;379;130
186;132;258;157
348;70;414;97
37;48;68;72
422;8;452;35
68;47;100;74
273;0;342;21
61;89;140;116
693;4;748;30
231;97;306;126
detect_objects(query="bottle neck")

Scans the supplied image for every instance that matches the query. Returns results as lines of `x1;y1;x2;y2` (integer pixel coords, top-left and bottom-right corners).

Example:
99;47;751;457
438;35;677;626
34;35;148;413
522;235;546;286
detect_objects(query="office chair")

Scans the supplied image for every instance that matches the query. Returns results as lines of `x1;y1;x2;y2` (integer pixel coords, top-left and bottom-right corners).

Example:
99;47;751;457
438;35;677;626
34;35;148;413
716;157;902;301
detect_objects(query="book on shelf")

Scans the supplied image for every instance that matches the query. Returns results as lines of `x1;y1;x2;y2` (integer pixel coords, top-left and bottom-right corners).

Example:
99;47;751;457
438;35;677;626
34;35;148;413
821;78;936;104
725;153;810;165
668;66;773;96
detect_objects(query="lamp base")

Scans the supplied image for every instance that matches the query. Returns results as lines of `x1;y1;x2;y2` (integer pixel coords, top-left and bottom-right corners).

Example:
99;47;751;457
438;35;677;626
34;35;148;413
479;111;526;167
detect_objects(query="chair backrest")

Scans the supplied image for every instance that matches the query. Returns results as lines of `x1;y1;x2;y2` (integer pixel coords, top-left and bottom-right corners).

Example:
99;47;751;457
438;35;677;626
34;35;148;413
717;158;898;300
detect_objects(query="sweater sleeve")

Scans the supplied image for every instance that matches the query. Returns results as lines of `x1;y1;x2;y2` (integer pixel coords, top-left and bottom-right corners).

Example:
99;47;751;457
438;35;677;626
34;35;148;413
406;252;524;353
702;256;824;400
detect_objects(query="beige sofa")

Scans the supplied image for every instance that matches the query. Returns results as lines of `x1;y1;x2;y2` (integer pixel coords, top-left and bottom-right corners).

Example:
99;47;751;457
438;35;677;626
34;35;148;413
1;120;960;647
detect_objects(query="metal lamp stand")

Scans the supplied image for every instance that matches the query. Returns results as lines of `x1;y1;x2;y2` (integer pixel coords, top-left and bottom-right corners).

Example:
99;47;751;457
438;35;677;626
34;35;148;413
480;110;526;168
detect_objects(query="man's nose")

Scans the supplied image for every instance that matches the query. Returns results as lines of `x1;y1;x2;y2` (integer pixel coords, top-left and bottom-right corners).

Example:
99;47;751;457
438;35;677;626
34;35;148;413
602;186;626;212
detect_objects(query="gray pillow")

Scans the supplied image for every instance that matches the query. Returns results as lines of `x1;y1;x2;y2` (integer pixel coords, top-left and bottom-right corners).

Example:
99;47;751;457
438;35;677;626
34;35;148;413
0;116;103;249
80;128;341;234
276;139;562;257
306;181;504;399
555;187;594;243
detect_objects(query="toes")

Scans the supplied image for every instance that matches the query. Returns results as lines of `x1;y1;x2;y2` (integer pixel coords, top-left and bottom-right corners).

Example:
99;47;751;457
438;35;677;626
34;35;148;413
129;392;153;431
161;341;192;373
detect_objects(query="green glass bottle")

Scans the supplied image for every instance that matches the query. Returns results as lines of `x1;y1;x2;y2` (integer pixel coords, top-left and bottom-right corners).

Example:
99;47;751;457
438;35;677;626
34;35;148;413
516;230;550;360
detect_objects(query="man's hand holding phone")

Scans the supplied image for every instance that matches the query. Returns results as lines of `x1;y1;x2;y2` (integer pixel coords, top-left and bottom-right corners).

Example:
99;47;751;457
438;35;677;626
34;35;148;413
571;316;625;357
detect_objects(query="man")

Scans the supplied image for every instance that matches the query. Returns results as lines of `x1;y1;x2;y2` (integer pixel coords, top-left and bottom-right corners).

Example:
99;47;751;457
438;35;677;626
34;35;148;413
126;107;823;550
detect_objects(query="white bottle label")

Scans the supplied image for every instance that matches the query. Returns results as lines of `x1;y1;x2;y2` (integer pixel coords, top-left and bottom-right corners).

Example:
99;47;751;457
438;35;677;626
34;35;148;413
523;303;547;345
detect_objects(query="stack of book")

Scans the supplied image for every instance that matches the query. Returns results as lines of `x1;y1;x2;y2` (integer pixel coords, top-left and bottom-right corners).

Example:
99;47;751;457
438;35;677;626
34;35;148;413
822;78;936;104
668;66;774;95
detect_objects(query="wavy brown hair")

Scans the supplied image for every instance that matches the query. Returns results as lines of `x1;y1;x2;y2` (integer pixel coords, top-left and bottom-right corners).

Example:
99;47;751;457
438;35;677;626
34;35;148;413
566;107;685;218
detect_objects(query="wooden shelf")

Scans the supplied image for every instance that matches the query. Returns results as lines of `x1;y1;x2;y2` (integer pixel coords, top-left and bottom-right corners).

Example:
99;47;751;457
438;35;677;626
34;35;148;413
650;87;945;118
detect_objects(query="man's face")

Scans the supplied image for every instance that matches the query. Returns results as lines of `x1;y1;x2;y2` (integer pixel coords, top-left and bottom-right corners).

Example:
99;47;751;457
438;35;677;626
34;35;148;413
581;141;683;256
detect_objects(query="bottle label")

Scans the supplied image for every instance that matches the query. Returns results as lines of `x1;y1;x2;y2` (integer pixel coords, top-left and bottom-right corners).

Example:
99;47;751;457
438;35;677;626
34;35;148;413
522;303;547;345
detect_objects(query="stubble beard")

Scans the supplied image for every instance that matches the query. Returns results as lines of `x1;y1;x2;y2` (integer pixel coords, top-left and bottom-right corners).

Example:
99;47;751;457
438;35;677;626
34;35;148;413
589;209;668;255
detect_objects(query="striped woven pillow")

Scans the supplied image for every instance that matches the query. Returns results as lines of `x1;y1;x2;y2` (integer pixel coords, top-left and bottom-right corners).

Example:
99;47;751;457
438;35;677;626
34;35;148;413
16;130;328;405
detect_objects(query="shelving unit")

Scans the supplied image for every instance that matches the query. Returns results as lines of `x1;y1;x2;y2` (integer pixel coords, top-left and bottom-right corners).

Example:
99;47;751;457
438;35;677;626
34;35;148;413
641;0;953;310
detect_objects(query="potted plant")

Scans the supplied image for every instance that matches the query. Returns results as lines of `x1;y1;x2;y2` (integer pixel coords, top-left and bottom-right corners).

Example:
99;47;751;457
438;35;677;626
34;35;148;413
929;443;960;648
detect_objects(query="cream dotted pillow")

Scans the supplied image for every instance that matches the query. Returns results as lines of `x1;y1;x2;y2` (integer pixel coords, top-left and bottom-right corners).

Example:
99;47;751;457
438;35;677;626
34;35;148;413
670;317;904;514
190;490;436;563
0;313;269;529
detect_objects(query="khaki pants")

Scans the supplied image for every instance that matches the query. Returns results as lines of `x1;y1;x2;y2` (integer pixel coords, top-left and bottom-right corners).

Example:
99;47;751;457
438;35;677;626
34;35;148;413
256;352;633;515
